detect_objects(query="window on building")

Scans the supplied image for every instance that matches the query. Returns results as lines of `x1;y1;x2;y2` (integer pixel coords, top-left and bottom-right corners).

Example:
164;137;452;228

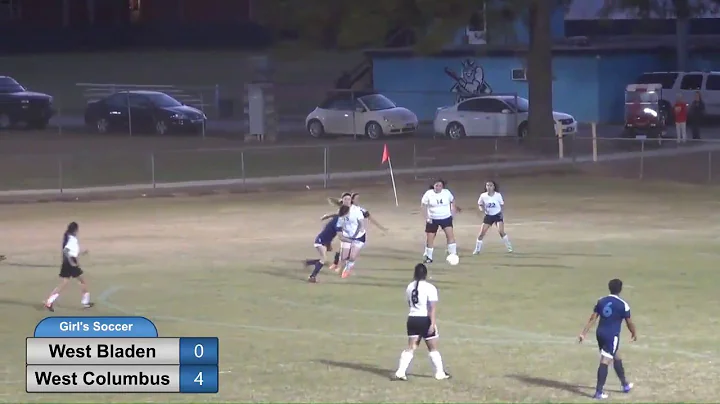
0;0;20;21
680;74;703;90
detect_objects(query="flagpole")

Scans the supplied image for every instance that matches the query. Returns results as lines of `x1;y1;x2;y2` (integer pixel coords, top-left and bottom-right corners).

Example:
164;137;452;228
387;156;399;207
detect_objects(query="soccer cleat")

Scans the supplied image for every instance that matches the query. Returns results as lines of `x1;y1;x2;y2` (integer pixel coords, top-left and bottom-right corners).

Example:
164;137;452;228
593;391;609;400
0;255;5;261
83;303;94;309
434;372;452;380
307;276;317;283
390;374;408;381
341;269;352;278
623;383;633;393
45;303;54;312
423;256;433;264
507;247;513;253
472;250;480;255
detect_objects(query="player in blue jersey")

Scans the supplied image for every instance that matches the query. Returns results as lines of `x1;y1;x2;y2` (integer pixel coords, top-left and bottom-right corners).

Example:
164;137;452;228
305;204;351;283
578;278;637;400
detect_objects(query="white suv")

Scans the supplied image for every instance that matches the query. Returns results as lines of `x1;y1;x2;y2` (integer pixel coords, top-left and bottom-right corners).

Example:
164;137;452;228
635;71;720;123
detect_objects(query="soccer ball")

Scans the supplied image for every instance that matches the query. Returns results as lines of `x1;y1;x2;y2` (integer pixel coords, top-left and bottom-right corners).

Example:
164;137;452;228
446;254;459;266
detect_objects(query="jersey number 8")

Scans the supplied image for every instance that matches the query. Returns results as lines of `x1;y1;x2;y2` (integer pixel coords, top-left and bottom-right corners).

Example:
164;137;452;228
602;302;613;317
410;289;419;307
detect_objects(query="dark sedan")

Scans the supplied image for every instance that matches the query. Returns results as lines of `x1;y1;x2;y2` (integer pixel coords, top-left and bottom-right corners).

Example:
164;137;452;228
0;76;54;129
84;90;207;135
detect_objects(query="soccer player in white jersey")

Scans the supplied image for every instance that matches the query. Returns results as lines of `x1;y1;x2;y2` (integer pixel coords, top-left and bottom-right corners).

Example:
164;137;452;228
420;179;458;263
335;197;367;279
392;263;451;381
474;180;513;254
44;222;93;311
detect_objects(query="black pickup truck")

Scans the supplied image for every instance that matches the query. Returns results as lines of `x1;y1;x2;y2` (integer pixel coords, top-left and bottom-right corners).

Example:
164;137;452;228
0;76;54;129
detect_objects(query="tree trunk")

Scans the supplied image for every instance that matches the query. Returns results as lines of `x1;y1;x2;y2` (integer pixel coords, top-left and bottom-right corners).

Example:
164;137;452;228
526;0;555;139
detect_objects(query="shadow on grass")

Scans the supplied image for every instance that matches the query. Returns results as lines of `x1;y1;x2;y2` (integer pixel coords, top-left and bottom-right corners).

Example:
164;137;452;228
507;374;621;397
316;359;432;379
2;261;56;269
0;298;48;311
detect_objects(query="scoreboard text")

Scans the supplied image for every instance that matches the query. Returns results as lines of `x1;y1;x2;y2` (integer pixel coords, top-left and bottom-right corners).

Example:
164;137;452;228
26;316;218;393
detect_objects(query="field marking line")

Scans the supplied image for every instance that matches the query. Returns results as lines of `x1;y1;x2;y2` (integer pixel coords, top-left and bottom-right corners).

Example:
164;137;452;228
97;287;716;359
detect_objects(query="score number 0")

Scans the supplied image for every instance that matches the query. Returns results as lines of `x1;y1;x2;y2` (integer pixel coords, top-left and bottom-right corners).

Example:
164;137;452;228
193;344;205;386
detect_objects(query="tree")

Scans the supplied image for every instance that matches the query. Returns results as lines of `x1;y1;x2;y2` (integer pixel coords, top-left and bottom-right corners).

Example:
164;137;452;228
255;0;569;137
600;0;720;70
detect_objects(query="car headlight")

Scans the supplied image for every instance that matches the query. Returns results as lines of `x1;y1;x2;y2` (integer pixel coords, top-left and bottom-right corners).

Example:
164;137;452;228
171;113;187;119
643;108;658;117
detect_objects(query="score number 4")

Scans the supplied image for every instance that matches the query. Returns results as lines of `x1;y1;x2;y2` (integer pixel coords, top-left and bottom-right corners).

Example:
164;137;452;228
193;344;204;385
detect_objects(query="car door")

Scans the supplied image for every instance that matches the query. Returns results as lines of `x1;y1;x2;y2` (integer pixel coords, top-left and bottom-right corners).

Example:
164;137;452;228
703;74;720;116
324;98;354;135
456;99;490;136
679;74;703;108
127;94;155;132
103;93;130;130
482;98;513;136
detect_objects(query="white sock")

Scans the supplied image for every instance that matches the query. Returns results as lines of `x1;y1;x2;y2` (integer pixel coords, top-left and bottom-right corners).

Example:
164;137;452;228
474;239;483;252
447;243;457;255
425;247;434;259
502;235;512;250
81;293;90;305
395;350;414;377
429;350;445;376
47;293;59;305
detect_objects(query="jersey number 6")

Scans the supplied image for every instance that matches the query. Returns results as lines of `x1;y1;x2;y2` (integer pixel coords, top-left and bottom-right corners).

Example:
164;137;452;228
602;302;613;317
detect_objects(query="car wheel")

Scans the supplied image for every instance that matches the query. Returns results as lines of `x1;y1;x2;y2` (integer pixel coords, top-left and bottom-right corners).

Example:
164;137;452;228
96;118;109;134
155;120;168;135
445;122;466;139
365;121;383;140
307;119;325;138
0;113;12;130
518;121;528;138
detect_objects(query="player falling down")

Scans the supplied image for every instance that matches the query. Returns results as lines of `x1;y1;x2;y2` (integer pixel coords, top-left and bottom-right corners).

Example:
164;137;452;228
44;222;94;312
578;278;636;400
304;204;351;283
420;179;459;263
392;263;451;381
324;192;387;273
473;180;513;254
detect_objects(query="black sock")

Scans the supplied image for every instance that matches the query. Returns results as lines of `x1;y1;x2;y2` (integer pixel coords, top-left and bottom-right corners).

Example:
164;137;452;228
596;363;609;393
613;360;627;385
310;261;323;277
333;252;340;265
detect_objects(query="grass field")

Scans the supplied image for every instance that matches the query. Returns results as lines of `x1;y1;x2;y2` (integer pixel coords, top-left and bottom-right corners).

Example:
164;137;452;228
0;176;719;403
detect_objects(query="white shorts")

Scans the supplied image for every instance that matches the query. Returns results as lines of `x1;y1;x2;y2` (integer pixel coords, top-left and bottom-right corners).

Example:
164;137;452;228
340;240;365;250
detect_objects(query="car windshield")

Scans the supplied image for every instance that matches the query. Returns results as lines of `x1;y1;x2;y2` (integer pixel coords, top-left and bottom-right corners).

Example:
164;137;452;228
359;94;396;111
504;97;529;112
0;77;25;93
146;93;182;107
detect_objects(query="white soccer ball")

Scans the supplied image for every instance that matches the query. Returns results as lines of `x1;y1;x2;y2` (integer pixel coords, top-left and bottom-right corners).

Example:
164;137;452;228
446;254;459;266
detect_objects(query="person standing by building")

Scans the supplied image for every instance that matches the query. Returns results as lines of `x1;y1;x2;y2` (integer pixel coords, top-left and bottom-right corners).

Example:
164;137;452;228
689;91;705;140
673;94;688;144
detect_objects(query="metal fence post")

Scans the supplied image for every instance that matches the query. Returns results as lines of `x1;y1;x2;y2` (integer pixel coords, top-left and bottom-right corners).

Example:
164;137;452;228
241;151;246;191
214;84;220;119
126;91;132;136
708;150;713;183
412;142;417;179
151;152;156;188
58;156;63;193
199;93;206;139
323;146;329;188
639;139;645;180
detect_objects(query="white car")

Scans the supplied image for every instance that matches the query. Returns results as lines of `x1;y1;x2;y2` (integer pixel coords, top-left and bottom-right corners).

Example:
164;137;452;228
433;95;577;139
306;92;418;139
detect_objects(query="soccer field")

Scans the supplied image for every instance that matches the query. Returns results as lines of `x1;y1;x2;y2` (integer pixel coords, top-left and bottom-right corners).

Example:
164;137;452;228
1;176;719;403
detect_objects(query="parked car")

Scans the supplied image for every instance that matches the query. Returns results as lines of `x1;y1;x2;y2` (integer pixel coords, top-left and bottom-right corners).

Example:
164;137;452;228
0;76;54;130
433;95;577;139
84;90;206;135
305;91;418;139
635;71;720;124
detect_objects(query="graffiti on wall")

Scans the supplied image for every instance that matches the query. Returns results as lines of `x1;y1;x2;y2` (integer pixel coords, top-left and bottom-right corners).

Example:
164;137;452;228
444;59;492;103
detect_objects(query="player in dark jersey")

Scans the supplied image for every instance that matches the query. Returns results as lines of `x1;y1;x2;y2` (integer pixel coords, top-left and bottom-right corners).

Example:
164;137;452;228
578;278;637;400
305;204;350;283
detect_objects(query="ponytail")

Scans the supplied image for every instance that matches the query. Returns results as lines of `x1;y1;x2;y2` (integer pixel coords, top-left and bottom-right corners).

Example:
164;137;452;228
327;197;342;207
62;231;70;249
410;263;428;307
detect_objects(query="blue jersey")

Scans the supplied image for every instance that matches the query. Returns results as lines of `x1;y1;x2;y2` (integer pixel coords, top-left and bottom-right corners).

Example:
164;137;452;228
594;294;631;337
315;216;340;246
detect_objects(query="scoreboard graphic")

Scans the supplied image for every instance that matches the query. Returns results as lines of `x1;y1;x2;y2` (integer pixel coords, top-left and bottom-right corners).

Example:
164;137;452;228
26;316;219;393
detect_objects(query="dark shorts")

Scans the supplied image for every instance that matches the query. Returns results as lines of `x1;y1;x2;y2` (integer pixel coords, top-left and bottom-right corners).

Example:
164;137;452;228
425;217;453;234
483;213;503;225
314;235;334;249
406;316;438;340
59;261;83;278
596;332;620;358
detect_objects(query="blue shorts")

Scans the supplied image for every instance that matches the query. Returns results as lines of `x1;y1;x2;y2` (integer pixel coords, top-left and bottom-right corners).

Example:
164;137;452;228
596;332;620;359
313;236;333;248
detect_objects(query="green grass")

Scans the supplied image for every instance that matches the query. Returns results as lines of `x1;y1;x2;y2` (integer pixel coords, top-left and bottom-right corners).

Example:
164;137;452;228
1;177;720;402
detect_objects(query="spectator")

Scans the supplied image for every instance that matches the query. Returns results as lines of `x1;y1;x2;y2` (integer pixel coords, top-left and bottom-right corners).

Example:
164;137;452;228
673;94;688;144
689;91;705;140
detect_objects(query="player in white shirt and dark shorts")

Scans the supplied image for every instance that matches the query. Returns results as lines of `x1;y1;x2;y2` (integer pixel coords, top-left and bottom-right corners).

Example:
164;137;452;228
474;180;513;254
334;197;367;279
392;263;451;381
420;179;458;264
44;222;93;311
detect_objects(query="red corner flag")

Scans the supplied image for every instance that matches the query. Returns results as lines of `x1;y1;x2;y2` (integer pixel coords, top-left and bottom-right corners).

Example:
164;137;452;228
381;144;389;164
